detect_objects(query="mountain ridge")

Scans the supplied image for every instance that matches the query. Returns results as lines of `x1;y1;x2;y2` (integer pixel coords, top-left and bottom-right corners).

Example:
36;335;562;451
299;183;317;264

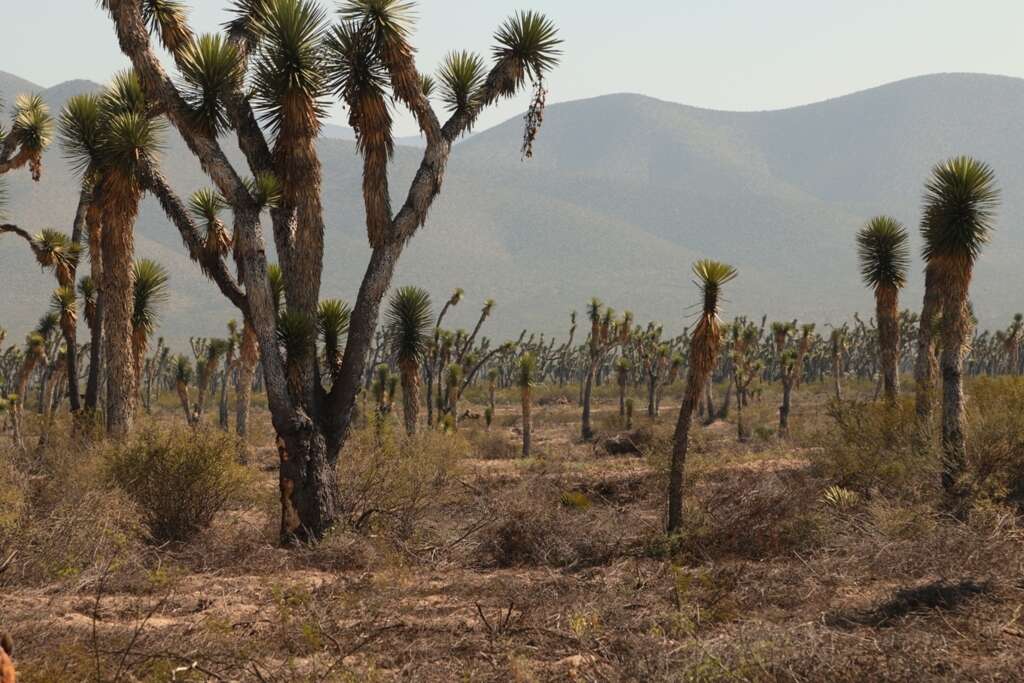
3;72;1024;347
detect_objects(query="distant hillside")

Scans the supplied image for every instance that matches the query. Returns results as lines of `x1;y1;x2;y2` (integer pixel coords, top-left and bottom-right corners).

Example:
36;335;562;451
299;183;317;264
3;72;1024;346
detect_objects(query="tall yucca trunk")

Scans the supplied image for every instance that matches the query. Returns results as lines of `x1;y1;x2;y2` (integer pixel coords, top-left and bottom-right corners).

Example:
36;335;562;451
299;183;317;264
915;264;940;423
235;321;259;461
131;326;148;402
581;363;595;440
65;185;91;415
877;284;900;401
399;358;421;436
85;202;104;413
618;375;626;417
779;372;793;438
12;354;41;450
176;379;194;425
668;317;720;532
937;260;972;500
219;347;235;431
274;112;324;414
521;384;532;457
832;348;843;401
101;188;140;436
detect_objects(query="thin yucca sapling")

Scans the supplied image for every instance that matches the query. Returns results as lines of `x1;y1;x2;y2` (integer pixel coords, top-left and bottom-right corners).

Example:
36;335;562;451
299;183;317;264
779;349;798;438
174;355;197;426
518;352;537;457
667;260;737;533
385;286;433;435
615;356;631;418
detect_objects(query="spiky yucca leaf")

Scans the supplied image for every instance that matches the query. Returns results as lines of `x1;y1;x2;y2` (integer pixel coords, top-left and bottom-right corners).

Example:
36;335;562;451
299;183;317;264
692;259;738;314
142;0;194;54
251;0;328;136
224;0;272;50
31;229;80;278
50;286;78;322
78;275;98;325
921;156;999;264
339;0;416;42
24;331;47;357
276;308;317;361
36;312;60;340
386;286;432;365
12;94;54;153
437;51;486;114
178;33;245;135
318;298;352;374
59;93;105;176
189;188;232;256
101;111;165;179
267;263;285;316
188;187;228;223
174;354;194;383
857;216;909;291
244;171;283;209
133;259;171;337
419;73;436;99
492;11;562;87
323;21;393;156
517;352;537;389
101;70;148;119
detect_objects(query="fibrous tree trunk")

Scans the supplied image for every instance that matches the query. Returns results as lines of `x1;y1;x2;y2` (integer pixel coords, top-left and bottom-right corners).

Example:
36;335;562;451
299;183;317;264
100;189;139;436
877;286;900;401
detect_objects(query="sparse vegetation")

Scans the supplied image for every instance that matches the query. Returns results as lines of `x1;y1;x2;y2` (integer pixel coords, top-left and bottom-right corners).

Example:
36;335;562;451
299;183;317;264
1;4;1023;681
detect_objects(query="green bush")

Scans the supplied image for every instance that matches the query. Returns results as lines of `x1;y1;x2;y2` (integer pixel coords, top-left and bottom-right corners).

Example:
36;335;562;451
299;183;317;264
811;398;935;497
967;377;1024;508
105;426;248;543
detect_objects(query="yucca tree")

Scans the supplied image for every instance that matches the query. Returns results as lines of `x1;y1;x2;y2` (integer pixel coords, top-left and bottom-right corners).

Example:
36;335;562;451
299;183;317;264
427;287;463;427
518;352;537;456
235;319;260;458
103;0;560;544
10;331;47;450
857;216;910;401
0;93;54;179
60;72;165;434
615;356;630;418
385;286;433;435
131;259;170;391
920;157;999;500
581;297;605;440
0;227;84;411
188;188;232;258
829;326;847;401
173;354;197;425
317;299;352;383
197;338;230;417
218;321;239;430
667;260;737;533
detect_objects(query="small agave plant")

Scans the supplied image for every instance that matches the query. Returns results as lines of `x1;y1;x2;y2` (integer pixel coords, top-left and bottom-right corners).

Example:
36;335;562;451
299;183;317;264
820;485;860;511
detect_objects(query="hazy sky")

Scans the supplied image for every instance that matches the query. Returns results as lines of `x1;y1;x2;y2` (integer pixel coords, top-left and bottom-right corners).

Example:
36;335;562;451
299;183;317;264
3;0;1024;134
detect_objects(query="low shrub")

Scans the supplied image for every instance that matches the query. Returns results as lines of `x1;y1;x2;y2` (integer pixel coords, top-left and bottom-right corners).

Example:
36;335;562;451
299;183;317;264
337;426;466;539
467;429;519;460
104;426;248;543
967;377;1024;508
811;398;935;497
475;481;624;568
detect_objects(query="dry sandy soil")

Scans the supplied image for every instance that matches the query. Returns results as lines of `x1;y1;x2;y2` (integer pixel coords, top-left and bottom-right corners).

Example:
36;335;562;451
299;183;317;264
2;388;1023;682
